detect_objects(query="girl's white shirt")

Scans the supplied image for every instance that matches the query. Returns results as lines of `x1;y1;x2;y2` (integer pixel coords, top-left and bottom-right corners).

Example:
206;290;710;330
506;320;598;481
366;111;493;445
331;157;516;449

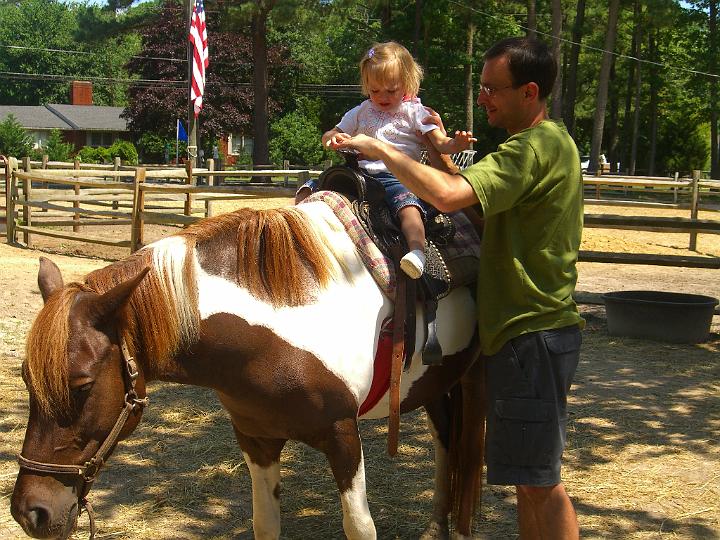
336;98;438;174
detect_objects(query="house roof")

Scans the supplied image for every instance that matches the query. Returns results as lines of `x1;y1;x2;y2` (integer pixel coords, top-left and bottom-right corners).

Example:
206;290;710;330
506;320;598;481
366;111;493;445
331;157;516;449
0;105;71;130
0;104;128;132
46;104;128;131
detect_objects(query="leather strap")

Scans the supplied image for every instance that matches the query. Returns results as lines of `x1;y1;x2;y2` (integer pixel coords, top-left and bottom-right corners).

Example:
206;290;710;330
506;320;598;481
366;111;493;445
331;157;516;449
387;248;407;457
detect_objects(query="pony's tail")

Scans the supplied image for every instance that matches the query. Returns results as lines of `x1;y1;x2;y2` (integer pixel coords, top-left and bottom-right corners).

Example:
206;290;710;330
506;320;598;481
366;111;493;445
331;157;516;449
448;358;486;536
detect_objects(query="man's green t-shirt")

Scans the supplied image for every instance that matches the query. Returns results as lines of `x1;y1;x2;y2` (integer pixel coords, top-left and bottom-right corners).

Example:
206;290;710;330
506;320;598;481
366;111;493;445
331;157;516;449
460;120;585;355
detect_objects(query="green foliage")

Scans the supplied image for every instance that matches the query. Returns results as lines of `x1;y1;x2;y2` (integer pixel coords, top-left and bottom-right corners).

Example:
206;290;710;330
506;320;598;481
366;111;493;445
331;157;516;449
43;129;73;162
107;139;138;165
661;121;710;175
0;115;33;158
77;146;110;164
136;132;186;164
269;97;333;166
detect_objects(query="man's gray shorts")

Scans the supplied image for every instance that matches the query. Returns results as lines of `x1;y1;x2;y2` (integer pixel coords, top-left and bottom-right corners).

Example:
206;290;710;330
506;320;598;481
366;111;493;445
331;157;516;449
484;325;582;486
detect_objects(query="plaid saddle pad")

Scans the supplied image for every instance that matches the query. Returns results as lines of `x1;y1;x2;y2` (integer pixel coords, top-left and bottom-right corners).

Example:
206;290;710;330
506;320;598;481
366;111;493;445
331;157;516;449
301;190;481;300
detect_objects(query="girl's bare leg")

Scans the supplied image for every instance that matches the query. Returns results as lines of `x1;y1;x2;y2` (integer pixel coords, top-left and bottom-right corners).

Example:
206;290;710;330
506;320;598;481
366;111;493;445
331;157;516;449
398;205;426;279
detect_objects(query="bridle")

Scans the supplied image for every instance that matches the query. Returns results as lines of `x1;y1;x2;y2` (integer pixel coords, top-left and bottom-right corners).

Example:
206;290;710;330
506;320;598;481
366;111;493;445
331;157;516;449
17;334;149;539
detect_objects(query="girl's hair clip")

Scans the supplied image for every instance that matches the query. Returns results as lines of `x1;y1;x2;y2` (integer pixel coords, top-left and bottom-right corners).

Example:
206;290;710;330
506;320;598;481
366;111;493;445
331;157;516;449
368;48;375;58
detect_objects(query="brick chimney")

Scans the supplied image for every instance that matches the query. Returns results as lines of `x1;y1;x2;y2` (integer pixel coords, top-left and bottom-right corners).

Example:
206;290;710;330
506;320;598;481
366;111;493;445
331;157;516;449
70;81;93;105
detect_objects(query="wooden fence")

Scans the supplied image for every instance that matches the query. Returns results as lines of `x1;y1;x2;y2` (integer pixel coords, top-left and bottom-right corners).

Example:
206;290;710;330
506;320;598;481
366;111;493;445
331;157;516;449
580;171;720;268
3;160;720;268
5;161;321;252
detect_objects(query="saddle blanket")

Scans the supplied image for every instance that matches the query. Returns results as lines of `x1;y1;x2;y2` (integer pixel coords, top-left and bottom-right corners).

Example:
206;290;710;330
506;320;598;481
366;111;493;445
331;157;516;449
301;190;481;299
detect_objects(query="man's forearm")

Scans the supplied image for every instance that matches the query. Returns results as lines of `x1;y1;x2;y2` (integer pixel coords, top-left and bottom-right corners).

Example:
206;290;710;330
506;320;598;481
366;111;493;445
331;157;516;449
374;143;476;213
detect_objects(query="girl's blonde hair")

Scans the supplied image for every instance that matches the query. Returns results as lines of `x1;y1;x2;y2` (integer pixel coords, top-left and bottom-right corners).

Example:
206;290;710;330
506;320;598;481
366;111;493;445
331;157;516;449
359;42;423;98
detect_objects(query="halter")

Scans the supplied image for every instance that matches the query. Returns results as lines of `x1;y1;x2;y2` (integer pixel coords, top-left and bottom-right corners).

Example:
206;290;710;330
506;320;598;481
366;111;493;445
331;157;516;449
17;334;149;539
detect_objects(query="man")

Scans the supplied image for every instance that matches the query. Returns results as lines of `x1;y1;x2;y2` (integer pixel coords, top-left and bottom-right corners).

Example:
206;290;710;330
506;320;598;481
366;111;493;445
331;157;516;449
337;36;584;539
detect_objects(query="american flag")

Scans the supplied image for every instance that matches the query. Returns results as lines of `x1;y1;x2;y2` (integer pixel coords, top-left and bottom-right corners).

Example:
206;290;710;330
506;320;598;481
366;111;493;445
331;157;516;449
189;0;209;117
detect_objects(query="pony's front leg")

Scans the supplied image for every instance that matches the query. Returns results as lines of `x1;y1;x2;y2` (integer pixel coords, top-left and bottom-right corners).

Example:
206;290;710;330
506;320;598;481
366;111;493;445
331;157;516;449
232;428;286;540
315;417;376;540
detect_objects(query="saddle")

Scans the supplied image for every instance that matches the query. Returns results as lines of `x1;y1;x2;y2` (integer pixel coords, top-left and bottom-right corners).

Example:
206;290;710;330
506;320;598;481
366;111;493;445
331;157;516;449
315;152;478;367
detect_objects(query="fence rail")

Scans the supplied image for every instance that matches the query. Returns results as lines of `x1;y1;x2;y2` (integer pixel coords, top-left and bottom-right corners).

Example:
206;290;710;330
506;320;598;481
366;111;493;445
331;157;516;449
3;161;720;267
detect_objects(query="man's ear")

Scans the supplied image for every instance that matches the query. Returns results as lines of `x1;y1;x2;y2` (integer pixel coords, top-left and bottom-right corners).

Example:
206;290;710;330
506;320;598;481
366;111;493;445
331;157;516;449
525;82;540;100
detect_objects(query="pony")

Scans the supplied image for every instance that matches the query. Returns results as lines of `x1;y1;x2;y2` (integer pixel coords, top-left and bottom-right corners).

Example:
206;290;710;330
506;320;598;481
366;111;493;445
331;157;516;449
10;199;485;539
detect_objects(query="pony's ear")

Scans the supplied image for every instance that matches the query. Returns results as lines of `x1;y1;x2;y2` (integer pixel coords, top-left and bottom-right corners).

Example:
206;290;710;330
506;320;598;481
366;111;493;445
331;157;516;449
38;257;63;303
89;267;150;326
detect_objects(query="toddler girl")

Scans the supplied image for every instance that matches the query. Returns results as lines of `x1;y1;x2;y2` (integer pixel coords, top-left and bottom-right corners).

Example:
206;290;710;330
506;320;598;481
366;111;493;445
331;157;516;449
321;41;475;279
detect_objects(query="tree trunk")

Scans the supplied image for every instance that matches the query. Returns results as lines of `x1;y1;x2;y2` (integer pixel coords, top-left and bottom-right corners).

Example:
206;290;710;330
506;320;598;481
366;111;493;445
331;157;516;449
465;19;475;146
414;0;422;57
550;0;563;119
647;30;659;176
710;1;718;178
588;0;621;174
527;0;537;38
629;11;643;176
251;2;273;175
621;1;640;174
564;0;586;137
607;61;620;173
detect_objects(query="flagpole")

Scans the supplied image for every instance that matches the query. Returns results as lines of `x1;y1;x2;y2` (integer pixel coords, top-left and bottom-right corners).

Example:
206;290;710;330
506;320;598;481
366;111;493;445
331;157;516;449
186;0;197;168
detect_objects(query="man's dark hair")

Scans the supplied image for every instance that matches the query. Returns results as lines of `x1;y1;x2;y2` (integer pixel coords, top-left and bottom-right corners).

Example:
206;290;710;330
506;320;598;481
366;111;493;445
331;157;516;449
484;37;557;100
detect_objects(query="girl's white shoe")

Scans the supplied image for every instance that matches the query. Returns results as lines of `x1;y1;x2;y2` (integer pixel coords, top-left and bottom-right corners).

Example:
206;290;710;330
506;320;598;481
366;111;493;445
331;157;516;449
400;249;425;279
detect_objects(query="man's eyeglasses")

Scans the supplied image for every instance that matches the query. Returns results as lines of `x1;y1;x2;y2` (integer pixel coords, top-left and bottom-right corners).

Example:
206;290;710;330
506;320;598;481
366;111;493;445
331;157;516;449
479;83;515;97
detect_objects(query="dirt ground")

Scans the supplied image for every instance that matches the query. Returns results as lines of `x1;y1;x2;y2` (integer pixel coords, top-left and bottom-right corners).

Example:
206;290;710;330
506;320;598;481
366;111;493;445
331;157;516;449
0;200;718;539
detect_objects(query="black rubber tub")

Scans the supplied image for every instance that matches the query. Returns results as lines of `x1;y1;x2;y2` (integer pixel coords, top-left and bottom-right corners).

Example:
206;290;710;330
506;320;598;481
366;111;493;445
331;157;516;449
602;290;719;343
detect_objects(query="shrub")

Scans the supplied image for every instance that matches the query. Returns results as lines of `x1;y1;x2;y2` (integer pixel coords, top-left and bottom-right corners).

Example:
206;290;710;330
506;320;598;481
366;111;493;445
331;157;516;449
107;139;138;165
77;146;110;164
269;97;332;167
136;133;186;164
44;129;73;162
0;114;33;158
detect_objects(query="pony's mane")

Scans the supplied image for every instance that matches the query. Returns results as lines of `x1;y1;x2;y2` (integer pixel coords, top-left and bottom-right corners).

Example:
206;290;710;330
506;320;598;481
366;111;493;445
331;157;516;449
179;206;344;306
24;205;343;417
25;283;89;417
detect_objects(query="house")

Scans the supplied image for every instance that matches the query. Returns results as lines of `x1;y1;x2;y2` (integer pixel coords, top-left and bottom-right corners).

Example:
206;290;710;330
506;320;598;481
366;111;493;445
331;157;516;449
0;81;129;151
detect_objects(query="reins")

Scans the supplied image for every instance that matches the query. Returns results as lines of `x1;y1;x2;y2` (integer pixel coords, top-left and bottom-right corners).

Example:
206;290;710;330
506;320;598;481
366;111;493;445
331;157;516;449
17;333;149;539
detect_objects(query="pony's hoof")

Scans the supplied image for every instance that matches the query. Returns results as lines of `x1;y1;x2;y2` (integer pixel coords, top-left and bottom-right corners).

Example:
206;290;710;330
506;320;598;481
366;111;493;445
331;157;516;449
419;521;449;540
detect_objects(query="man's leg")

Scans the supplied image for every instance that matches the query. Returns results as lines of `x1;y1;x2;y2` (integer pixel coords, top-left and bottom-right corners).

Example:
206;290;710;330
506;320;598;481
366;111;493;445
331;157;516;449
516;483;578;540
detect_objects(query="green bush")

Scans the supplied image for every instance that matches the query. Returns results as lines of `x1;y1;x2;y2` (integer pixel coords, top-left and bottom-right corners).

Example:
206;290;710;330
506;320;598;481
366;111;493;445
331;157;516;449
136;133;186;163
269;97;332;167
44;129;73;162
0;114;33;158
107;139;138;165
77;146;110;164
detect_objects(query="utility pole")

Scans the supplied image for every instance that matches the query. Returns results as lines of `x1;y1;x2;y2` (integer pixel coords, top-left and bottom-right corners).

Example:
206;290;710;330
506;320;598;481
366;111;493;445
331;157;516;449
186;0;197;168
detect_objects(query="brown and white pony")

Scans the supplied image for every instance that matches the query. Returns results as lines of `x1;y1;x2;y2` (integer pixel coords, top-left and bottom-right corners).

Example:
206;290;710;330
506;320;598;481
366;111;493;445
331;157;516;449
11;200;485;539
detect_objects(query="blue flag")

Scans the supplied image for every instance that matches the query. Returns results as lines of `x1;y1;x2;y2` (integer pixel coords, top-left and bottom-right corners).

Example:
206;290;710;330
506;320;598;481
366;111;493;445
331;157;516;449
177;119;188;142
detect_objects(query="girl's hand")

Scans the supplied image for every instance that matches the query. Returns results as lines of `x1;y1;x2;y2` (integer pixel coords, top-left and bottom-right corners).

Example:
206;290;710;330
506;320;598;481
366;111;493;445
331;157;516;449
325;132;352;149
453;130;478;151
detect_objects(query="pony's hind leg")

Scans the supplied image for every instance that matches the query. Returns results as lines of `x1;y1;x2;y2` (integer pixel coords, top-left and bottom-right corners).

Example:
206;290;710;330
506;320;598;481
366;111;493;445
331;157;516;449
314;417;377;540
232;429;286;540
420;396;452;540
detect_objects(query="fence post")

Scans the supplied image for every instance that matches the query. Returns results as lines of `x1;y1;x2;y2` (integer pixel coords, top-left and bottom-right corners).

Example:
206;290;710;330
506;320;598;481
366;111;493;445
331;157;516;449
7;168;16;244
130;168;146;252
112;157;121;213
689;170;701;251
673;171;679;204
206;158;215;218
184;160;194;218
73;159;81;232
22;167;33;247
283;159;290;187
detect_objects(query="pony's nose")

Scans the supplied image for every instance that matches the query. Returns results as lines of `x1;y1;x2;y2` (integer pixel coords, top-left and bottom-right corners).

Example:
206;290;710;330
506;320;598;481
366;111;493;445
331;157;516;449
26;503;51;532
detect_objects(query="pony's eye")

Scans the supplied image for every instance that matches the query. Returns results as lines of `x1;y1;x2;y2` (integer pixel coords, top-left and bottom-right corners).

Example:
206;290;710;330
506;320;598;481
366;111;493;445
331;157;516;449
72;382;93;395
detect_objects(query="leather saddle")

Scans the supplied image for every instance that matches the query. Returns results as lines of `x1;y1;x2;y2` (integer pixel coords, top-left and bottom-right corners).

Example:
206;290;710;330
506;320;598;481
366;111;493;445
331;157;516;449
317;151;460;367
